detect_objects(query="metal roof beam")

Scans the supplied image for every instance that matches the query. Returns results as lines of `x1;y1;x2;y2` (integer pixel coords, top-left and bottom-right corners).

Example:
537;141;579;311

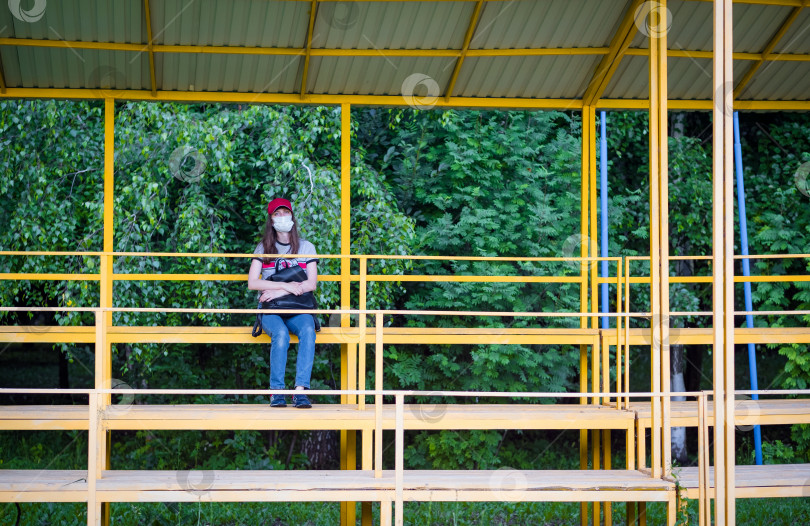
443;0;484;101
300;0;318;98
2;87;808;111
582;0;645;106
1;37;809;62
733;5;803;99
144;0;157;96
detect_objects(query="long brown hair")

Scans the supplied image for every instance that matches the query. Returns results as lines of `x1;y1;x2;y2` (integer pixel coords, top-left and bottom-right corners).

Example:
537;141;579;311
260;207;300;263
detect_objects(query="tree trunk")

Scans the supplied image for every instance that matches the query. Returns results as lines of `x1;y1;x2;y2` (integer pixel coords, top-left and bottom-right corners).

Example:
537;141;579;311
302;430;339;469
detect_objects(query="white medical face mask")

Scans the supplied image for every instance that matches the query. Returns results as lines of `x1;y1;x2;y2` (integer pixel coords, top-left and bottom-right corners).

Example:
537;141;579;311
272;216;294;233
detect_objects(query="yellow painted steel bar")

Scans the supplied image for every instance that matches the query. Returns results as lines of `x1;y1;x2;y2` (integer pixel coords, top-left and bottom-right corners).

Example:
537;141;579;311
3;86;810;112
734;6;804;98
714;0;735;522
579;105;590;526
395;394;404;526
143;0;157;96
625;258;631;411
339;101;354;526
375;314;383;479
655;1;673;480
648;14;663;481
615;262;621;410
359;257;367;411
443;0;484;101
0;87;584;110
300;0;318;97
582;0;644;105
0;273;100;280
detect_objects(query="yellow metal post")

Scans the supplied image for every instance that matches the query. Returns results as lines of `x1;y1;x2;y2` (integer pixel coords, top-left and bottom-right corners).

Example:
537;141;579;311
648;11;663;481
99;97;116;526
579;106;591;526
647;0;672;481
713;0;736;523
339;102;356;526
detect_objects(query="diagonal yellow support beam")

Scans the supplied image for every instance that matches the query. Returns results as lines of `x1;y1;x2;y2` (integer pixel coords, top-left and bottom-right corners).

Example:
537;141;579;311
144;0;158;96
583;0;645;106
300;0;318;98
444;0;484;101
733;5;803;99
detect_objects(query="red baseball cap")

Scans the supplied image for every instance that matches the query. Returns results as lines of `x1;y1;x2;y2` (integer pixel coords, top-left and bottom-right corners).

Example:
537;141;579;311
267;198;293;216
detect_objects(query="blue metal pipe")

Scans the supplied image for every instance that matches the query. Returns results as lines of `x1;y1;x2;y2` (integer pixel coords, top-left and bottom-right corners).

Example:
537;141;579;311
600;112;609;329
734;111;763;465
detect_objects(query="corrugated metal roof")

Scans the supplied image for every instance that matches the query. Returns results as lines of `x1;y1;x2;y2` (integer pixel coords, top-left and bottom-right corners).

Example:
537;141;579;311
470;0;626;50
311;1;471;49
455;55;602;99
0;0;808;103
773;9;810;55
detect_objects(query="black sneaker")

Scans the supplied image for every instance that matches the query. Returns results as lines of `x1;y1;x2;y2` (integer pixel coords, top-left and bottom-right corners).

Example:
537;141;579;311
292;394;312;408
270;394;287;408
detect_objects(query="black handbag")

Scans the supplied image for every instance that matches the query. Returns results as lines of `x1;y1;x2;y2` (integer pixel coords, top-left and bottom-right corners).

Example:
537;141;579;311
252;258;321;336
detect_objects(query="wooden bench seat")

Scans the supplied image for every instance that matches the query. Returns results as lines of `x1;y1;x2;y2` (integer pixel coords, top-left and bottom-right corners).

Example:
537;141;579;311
675;464;810;499
0;405;88;430
631;399;810;429
0;404;635;432
1;469;675;505
631;399;810;468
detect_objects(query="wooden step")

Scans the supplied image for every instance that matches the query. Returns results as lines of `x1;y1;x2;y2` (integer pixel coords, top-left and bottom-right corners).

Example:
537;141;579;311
0;469;674;503
675;464;810;499
0;470;87;502
0;405;88;430
0;404;635;431
630;399;810;428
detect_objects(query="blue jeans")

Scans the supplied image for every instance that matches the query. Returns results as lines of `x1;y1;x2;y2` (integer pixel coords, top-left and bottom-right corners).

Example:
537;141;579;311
261;313;316;390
